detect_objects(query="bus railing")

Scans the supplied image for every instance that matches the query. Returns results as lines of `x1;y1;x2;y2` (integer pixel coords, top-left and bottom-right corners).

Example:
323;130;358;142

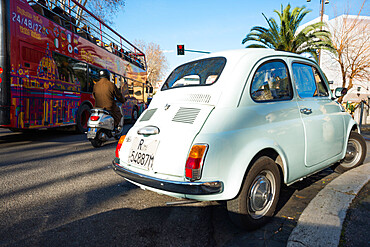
27;0;146;70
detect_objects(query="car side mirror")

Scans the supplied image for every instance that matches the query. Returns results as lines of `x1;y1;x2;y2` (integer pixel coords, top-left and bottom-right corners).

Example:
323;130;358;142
334;87;348;98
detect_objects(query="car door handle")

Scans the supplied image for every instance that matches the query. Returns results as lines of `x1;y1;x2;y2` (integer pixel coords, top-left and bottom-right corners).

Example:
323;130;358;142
300;108;312;115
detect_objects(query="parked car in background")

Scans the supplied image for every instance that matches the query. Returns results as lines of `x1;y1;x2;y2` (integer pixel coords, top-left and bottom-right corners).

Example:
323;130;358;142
112;49;366;230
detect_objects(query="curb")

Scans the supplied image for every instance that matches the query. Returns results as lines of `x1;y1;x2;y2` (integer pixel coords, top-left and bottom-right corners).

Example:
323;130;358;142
287;163;370;247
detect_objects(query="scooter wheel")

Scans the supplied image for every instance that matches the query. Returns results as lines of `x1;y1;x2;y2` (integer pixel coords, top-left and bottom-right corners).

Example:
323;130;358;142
90;138;103;148
114;127;123;140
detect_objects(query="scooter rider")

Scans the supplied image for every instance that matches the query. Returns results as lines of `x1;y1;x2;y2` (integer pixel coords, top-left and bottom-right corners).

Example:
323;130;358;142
93;69;126;129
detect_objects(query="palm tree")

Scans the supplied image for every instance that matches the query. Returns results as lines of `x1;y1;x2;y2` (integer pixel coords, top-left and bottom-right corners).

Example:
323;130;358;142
242;4;334;60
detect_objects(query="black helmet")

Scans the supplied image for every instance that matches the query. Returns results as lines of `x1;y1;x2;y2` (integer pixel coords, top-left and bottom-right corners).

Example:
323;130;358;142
99;69;111;80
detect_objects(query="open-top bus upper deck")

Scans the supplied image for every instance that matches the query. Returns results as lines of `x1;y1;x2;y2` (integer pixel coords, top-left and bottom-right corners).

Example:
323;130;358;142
0;0;148;130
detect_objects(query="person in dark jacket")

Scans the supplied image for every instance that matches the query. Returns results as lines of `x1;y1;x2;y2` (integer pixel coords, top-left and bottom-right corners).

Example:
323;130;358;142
93;69;126;128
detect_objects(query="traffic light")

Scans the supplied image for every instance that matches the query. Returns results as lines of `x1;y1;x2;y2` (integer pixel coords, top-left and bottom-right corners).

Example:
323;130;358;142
177;44;185;55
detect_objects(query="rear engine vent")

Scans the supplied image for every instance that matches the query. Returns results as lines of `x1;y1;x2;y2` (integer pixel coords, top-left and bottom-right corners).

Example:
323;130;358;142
172;107;201;124
183;94;211;104
140;108;157;122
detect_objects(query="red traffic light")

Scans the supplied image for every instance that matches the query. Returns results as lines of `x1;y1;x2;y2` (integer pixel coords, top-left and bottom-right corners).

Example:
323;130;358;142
177;45;185;55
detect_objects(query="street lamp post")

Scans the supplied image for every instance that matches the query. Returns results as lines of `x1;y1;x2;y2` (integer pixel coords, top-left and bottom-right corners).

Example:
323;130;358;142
307;0;329;65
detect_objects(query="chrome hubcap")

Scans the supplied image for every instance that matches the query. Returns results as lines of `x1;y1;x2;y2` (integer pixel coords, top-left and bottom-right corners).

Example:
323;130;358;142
343;139;361;168
248;170;276;219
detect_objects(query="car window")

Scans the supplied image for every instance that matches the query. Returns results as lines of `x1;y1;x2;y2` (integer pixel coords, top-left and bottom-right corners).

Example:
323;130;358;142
172;75;200;87
162;57;226;90
250;61;292;102
314;68;329;97
292;63;329;98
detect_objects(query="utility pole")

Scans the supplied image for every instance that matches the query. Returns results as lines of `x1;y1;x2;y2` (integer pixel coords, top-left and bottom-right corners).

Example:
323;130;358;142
306;0;329;65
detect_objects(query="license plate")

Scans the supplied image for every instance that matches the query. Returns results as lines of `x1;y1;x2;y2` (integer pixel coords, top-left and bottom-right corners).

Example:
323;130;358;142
87;128;97;138
128;138;159;170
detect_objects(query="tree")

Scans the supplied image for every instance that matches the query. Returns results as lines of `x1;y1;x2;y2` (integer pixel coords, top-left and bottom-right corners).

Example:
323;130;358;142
326;4;370;93
134;40;169;88
242;4;333;60
46;0;125;25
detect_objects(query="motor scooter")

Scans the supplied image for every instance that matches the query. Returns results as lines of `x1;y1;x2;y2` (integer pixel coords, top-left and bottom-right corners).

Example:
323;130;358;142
87;105;124;148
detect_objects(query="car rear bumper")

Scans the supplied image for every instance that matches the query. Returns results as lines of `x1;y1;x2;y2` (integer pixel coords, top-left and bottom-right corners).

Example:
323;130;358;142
112;158;223;195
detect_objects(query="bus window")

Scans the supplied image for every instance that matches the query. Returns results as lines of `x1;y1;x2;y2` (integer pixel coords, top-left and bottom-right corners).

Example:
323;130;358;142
21;44;45;72
121;77;129;97
110;73;115;84
127;78;134;97
133;80;144;102
54;53;74;83
116;75;121;88
71;61;87;92
88;66;100;92
54;53;86;92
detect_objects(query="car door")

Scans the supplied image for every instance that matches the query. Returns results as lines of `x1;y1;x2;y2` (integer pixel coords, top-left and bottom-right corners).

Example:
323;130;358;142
292;62;345;167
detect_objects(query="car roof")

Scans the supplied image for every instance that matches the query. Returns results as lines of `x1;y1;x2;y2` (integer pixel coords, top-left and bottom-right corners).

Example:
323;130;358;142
193;48;316;65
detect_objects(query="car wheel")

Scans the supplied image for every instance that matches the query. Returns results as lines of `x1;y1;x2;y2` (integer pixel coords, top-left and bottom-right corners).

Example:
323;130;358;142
76;104;91;133
227;156;281;230
334;131;366;174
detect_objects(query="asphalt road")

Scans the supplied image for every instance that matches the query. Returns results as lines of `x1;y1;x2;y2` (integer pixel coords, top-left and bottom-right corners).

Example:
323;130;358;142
0;126;367;247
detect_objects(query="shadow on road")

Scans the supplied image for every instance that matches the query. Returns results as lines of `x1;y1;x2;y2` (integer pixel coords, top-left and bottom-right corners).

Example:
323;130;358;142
0;125;348;247
9;204;217;247
5;170;340;247
0;168;339;247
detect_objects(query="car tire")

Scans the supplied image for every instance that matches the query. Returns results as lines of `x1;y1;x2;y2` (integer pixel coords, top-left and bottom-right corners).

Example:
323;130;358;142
334;131;366;174
227;156;281;230
76;104;91;133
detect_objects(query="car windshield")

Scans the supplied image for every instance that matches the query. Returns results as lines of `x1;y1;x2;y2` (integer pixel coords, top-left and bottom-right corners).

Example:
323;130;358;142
161;57;226;90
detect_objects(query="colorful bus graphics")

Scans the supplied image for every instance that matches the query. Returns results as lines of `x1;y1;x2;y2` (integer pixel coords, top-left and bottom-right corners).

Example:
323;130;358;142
0;0;148;132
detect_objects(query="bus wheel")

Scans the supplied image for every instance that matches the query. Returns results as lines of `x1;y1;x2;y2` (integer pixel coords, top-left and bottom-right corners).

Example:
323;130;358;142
131;107;138;123
76;104;91;133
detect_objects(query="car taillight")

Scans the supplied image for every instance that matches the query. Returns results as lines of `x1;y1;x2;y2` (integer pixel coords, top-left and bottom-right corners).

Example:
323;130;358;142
90;116;100;121
185;144;208;181
115;135;126;158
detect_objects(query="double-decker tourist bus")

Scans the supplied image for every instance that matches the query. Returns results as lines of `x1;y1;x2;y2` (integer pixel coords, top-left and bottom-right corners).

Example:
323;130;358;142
0;0;150;133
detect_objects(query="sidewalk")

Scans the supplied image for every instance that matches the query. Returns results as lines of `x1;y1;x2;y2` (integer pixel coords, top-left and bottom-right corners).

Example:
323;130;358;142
287;162;370;246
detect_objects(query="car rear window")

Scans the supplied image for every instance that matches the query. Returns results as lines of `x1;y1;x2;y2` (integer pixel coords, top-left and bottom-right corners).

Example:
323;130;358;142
161;57;226;90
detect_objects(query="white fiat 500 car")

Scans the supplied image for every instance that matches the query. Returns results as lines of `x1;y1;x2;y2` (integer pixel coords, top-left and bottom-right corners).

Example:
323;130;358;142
113;49;366;230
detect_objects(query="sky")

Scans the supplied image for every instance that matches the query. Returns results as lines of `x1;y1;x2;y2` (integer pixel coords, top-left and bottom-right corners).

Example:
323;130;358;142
112;0;369;76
